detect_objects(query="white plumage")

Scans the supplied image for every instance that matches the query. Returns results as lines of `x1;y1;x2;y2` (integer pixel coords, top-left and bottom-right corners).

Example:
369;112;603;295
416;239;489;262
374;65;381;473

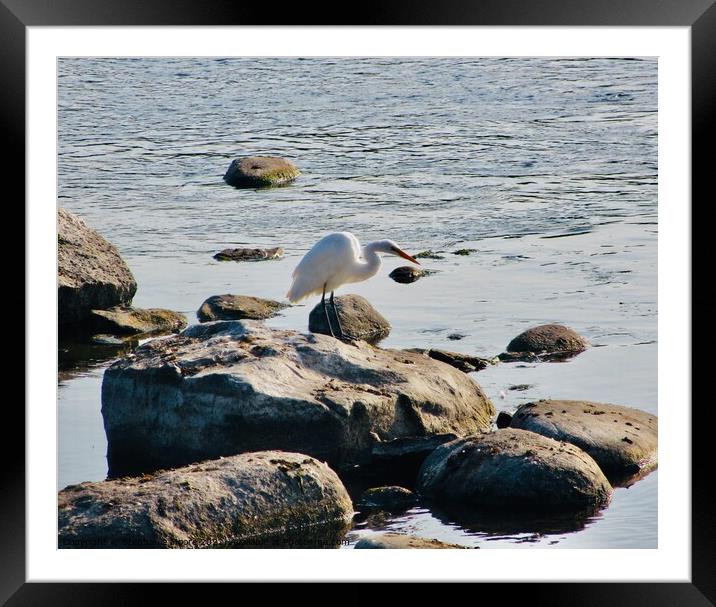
286;232;419;303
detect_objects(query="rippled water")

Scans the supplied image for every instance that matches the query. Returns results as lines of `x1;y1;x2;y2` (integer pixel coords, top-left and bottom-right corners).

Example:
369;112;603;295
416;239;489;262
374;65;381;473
57;57;658;548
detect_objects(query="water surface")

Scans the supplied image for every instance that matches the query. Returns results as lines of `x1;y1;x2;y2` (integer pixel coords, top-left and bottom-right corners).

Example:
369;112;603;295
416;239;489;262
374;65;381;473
58;57;657;548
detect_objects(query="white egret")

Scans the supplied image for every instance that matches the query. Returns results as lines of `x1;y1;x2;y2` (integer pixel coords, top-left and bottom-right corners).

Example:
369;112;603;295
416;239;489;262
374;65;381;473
286;232;420;339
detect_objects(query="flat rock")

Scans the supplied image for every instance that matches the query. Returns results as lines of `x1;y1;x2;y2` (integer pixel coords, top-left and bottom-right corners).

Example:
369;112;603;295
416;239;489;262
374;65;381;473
354;534;467;549
197;294;288;322
388;266;431;284
406;348;497;373
356;486;417;512
90;306;187;336
308;294;390;344
58;208;137;327
223;156;300;188
509;400;657;480
101;320;495;477
58;451;352;549
213;247;284;261
417;429;612;511
505;324;589;357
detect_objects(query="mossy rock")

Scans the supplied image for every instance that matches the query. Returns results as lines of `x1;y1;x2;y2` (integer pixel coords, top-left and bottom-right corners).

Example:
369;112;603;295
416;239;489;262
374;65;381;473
223;156;300;188
90;306;187;336
197;294;288;322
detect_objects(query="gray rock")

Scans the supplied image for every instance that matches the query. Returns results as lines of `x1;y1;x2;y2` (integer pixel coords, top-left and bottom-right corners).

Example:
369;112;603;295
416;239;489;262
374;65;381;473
197;294;288;322
308;294;391;344
223;156;300;188
509;400;657;481
90;306;187;336
389;266;429;284
58;208;137;327
505;324;589;356
417;429;612;511
406;348;496;373
354;534;467;549
101;320;495;477
213;247;284;261
58;451;352;549
356;486;417;512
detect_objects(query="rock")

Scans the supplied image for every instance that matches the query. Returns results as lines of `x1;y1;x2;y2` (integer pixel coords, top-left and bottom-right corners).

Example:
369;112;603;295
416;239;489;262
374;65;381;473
417;429;612;511
406;348;496;373
101;320;496;477
371;434;459;466
58;451;352;549
504;324;589;358
213;247;284;262
197;294;288;322
354;534;467;549
452;248;478;256
389;266;429;284
308;294;391;344
223;156;300;188
414;250;444;260
509;400;657;481
495;411;512;429
90;306;187;336
356;486;417;512
447;333;466;341
58;208;137;327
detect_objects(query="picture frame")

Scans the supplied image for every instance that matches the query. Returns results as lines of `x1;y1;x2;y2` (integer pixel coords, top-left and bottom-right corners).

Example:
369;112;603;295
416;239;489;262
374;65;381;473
9;0;708;602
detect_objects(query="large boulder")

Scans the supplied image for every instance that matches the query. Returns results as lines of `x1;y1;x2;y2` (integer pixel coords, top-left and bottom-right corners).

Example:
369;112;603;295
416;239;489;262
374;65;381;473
58;451;353;548
58;208;137;327
223;156;300;188
197;294;288;322
101;320;495;477
308;294;390;343
417;429;612;511
509;400;657;480
90;306;187;336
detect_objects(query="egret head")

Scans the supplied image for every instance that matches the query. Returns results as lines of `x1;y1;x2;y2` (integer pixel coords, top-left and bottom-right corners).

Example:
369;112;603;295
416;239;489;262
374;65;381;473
371;239;421;265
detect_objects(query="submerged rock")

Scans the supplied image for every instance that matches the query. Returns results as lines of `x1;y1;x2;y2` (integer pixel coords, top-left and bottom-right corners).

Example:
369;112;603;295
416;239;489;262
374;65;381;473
58;208;137;328
414;250;444;260
389;266;430;284
101;320;495;477
213;247;284;262
197;294;288;322
354;534;467;549
356;486;417;512
502;324;589;361
406;348;496;373
90;306;187;336
510;400;657;481
58;451;352;549
223;156;300;188
452;248;478;256
308;294;390;344
417;429;612;511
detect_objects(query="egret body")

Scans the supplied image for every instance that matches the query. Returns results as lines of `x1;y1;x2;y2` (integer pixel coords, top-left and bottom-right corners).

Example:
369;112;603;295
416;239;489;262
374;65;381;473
287;232;419;339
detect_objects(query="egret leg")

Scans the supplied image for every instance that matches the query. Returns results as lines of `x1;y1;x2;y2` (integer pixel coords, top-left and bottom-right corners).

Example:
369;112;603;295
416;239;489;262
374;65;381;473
321;285;336;338
330;292;346;339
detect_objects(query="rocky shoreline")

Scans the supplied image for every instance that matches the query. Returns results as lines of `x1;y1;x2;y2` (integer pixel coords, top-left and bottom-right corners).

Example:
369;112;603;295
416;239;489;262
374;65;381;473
57;206;657;549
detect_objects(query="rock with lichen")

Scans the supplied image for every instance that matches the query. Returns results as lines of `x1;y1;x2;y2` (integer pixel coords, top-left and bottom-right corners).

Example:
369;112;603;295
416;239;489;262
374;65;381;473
58;451;352;548
101;320;495;477
223;156;300;188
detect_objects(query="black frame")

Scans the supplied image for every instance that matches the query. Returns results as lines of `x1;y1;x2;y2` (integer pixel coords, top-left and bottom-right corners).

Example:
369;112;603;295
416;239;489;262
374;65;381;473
8;0;708;603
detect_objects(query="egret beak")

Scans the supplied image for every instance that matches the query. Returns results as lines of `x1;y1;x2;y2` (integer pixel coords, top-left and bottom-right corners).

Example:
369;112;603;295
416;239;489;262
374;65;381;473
393;247;421;265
